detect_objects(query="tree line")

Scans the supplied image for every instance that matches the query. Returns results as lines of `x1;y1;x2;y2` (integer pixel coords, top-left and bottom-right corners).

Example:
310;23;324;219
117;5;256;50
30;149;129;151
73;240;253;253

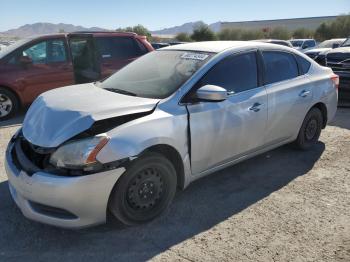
116;15;349;43
177;14;350;42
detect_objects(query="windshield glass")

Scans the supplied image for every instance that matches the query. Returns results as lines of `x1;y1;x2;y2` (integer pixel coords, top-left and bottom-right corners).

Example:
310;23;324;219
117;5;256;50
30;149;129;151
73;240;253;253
341;38;350;47
100;50;213;99
318;39;343;48
0;38;32;59
290;40;303;47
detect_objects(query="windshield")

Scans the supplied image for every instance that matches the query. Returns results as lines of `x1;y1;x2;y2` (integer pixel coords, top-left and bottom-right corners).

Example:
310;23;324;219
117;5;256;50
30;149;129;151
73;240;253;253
0;38;32;59
290;40;303;47
341;38;350;47
318;39;342;48
100;50;213;99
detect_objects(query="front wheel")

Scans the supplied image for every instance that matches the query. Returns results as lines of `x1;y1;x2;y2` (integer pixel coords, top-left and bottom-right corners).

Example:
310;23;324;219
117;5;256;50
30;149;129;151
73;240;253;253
294;107;323;150
0;88;19;121
109;152;177;226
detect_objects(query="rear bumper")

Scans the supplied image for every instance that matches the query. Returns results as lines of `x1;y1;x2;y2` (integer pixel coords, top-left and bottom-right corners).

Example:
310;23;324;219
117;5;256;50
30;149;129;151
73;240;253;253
5;138;125;229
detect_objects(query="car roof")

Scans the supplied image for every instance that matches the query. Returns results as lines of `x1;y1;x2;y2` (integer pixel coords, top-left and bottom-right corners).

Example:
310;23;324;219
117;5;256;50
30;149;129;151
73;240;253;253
161;41;290;53
290;39;315;41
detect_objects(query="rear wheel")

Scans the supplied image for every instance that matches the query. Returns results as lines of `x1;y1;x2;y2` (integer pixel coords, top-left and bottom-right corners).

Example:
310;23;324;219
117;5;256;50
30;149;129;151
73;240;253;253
0;87;19;121
109;152;177;225
294;107;323;150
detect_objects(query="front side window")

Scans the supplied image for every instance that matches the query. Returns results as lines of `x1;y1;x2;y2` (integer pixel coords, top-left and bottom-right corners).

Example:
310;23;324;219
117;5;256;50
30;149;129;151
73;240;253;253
23;41;47;64
9;39;67;65
196;52;258;93
100;50;213;99
262;51;298;85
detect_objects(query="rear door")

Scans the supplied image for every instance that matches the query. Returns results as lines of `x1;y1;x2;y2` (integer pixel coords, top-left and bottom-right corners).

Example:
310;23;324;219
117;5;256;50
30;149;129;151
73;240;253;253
261;50;313;145
7;37;74;104
186;51;268;174
95;36;148;79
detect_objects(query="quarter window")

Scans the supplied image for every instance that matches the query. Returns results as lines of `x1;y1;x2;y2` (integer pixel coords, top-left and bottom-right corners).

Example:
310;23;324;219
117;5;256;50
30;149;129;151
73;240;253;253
197;52;258;93
262;51;298;84
295;55;311;74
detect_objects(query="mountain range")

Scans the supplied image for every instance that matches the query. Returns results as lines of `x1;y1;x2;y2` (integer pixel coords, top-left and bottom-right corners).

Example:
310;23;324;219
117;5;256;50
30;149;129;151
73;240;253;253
150;21;222;35
1;21;221;38
0;23;107;38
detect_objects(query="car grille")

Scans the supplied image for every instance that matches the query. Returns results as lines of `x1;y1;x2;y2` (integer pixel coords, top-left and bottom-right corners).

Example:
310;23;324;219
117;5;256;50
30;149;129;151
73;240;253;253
326;56;350;73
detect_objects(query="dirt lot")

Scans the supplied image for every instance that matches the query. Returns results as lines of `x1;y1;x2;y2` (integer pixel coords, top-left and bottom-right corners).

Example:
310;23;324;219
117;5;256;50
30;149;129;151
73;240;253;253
0;109;349;262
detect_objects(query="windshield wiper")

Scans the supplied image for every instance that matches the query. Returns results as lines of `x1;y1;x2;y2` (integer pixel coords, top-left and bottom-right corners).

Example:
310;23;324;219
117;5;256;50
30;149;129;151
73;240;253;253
104;88;137;97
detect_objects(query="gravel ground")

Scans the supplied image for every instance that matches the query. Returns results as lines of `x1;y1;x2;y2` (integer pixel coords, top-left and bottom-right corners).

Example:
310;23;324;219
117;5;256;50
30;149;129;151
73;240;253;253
0;108;349;262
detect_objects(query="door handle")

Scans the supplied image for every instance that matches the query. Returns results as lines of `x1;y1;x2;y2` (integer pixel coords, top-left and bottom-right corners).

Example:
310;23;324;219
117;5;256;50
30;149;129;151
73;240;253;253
299;90;311;98
249;103;262;112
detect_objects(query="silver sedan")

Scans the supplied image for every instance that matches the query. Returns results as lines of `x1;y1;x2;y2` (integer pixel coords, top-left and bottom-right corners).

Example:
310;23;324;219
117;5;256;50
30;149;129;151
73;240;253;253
5;41;338;228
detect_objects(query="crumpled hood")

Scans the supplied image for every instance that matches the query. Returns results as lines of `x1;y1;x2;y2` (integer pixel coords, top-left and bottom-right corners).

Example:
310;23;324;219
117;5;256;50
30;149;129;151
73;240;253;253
22;83;160;147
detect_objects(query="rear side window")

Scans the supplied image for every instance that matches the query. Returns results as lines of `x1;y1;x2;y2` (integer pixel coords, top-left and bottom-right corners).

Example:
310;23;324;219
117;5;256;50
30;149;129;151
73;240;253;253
198;52;258;93
96;37;144;60
295;55;311;74
262;51;298;84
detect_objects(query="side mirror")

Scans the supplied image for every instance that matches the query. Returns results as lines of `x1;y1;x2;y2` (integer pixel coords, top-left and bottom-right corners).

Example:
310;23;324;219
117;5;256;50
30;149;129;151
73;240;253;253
332;43;340;49
19;56;33;66
193;85;228;102
302;44;309;49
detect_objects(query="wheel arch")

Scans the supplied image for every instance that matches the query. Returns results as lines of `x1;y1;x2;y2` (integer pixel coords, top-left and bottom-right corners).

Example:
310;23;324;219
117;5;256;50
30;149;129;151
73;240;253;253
0;85;22;107
143;144;185;190
311;102;327;128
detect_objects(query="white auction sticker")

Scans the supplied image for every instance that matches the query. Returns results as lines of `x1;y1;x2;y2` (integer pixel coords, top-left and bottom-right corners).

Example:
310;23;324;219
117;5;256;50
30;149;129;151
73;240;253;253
181;53;209;61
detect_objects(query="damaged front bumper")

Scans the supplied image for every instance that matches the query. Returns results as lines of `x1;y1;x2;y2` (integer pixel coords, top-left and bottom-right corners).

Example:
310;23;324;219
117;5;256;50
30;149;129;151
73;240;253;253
5;133;125;229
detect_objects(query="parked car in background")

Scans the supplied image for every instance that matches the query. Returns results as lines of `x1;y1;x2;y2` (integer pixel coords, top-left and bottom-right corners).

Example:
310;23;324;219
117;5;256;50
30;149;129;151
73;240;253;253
253;39;293;48
5;41;338;228
0;31;153;120
151;42;170;49
290;39;316;52
325;37;350;101
168;41;188;45
305;38;346;65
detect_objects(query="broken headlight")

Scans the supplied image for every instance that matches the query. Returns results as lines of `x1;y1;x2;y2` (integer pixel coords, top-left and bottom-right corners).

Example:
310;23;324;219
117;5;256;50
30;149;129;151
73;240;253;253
49;134;109;170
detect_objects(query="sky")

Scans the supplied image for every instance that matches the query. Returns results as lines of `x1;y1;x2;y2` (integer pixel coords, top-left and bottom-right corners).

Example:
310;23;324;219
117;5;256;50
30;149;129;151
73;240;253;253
0;0;349;32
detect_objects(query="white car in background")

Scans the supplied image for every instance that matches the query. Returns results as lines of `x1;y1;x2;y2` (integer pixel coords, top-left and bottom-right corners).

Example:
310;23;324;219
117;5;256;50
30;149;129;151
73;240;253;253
304;38;346;63
290;39;317;52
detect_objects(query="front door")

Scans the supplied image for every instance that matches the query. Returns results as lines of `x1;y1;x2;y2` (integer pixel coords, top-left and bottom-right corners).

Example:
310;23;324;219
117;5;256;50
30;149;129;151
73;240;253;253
10;38;74;104
186;51;268;174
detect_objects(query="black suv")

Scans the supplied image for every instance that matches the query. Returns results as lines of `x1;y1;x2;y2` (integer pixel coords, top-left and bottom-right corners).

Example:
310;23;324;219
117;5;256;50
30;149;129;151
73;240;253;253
325;37;350;101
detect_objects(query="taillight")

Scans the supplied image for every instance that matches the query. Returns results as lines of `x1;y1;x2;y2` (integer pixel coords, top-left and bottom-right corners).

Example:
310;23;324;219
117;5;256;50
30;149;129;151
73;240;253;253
331;74;339;89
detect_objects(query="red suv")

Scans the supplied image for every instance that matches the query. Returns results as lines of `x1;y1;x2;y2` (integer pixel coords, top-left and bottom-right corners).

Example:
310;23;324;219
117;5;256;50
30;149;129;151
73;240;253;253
0;32;153;120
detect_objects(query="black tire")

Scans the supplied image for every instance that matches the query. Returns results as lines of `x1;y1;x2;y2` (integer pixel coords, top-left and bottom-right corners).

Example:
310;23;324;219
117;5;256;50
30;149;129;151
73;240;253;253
109;152;177;226
294;107;323;150
0;87;19;121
